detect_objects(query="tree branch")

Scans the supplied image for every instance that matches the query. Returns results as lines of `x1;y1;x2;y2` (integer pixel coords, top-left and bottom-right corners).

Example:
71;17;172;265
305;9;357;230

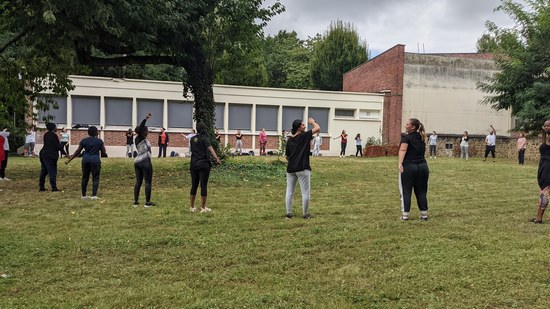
0;30;29;54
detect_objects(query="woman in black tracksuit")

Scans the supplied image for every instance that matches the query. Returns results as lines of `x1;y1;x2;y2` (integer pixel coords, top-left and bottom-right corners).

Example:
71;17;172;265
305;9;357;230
133;113;155;207
188;122;221;213
398;118;429;221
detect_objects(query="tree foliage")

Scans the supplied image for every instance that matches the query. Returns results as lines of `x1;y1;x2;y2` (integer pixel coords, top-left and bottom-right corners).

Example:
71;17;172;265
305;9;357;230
0;0;283;148
477;0;550;134
310;20;368;91
264;30;312;89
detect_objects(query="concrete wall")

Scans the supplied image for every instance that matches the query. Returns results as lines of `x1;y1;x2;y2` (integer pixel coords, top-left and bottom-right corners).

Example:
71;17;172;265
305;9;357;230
34;76;384;157
402;53;512;136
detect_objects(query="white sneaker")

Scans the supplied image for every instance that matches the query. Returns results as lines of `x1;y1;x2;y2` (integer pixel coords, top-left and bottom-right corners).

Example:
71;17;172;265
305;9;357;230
81;196;89;200
3;178;11;181
90;196;99;200
200;207;211;213
190;207;196;212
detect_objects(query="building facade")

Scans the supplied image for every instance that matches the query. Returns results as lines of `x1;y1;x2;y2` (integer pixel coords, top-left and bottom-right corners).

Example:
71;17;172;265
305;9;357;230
35;75;384;157
343;45;513;145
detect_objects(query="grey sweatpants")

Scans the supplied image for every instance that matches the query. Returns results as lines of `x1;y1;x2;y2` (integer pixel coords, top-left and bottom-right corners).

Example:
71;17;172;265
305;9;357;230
286;169;311;215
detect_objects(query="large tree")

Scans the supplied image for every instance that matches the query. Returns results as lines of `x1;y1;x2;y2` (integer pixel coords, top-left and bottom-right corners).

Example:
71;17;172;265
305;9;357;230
0;0;283;146
477;0;550;134
264;30;312;89
310;20;368;91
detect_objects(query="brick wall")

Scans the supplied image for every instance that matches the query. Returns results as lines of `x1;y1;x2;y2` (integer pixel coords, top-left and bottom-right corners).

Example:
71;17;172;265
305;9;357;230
343;44;405;145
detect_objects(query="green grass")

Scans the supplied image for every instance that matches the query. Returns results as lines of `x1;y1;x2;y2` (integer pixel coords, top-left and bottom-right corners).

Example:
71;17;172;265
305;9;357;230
1;155;550;307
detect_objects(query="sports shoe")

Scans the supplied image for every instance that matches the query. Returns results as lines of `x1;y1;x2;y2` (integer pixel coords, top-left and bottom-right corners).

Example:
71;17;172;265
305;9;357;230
144;202;157;208
401;216;409;221
90;196;100;200
200;207;211;213
133;202;139;208
190;207;196;212
420;216;429;221
1;177;11;181
302;214;313;219
81;196;89;200
39;188;48;192
530;218;542;224
51;188;61;192
285;213;293;219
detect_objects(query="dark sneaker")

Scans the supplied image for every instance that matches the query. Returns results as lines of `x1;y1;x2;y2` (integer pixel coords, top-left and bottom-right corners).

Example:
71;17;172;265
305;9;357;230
530;218;542;224
302;214;313;219
285;213;293;219
39;188;48;192
144;202;157;208
420;216;429;221
51;188;61;192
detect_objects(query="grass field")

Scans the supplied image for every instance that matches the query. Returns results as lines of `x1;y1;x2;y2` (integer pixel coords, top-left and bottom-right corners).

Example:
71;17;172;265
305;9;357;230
1;155;549;308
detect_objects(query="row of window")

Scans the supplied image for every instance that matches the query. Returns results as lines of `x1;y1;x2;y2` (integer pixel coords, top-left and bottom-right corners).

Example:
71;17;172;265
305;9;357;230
38;96;378;133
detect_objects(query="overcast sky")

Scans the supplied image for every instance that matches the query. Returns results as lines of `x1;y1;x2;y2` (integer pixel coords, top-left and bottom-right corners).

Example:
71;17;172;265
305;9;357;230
263;0;520;56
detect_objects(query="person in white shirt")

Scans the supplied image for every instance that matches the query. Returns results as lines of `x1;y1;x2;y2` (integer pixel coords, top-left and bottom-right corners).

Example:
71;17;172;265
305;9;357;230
0;128;10;180
428;131;437;158
312;132;322;156
484;125;497;161
25;128;36;157
460;131;469;160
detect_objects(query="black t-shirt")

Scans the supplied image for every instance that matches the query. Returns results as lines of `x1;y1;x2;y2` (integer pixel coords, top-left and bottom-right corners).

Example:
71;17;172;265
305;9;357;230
400;132;427;165
538;143;550;189
126;132;134;145
286;130;313;173
190;134;212;170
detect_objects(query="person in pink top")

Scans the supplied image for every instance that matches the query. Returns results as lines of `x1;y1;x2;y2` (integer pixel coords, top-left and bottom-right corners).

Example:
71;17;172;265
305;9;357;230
259;128;268;156
517;133;527;165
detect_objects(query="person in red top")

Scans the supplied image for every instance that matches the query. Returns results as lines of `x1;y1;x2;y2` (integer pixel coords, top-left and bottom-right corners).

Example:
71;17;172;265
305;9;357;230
157;128;169;158
333;130;348;157
0;135;5;171
259;128;268;156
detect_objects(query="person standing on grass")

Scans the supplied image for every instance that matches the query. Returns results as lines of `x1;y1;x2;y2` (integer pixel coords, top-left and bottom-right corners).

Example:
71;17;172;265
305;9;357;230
189;122;221;213
157;127;169;158
259;128;268;156
66;126;108;200
133;113;156;208
0;135;5;176
398;118;429;221
517;133;527;165
312;132;322;157
125;128;135;158
428;131;437;158
484;125;496;161
355;133;363;157
59;127;70;158
460;131;469;160
0;128;10;180
25;127;36;157
39;123;67;192
285;118;320;219
235;130;243;155
531;120;550;224
333;130;348;157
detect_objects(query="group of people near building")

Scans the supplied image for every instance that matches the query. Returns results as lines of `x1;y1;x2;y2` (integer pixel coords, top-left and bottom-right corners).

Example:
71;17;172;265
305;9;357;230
3;114;548;225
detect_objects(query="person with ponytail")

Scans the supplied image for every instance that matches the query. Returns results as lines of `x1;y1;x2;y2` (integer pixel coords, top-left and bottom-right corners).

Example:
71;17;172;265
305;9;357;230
398;118;430;221
133;113;156;207
189;122;221;213
285;118;320;219
531;120;550;224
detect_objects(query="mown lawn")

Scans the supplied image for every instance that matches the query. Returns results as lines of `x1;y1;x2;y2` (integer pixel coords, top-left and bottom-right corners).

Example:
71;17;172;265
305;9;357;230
1;155;549;308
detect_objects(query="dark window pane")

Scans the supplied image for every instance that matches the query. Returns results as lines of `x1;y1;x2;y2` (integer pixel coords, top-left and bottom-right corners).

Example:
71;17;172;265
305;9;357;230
168;101;193;128
105;97;132;126
255;105;278;131
308;108;329;133
228;104;251;130
73;96;100;125
137;99;163;128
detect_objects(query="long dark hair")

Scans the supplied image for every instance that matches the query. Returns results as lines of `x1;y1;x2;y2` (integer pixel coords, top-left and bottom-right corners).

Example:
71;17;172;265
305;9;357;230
409;118;426;141
291;119;302;135
196;122;208;135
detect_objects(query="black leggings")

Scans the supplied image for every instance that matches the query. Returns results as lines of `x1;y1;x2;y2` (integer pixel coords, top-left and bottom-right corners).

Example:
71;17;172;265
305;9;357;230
355;145;362;156
190;168;211;196
134;159;153;203
82;162;101;196
340;143;346;156
399;162;429;213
